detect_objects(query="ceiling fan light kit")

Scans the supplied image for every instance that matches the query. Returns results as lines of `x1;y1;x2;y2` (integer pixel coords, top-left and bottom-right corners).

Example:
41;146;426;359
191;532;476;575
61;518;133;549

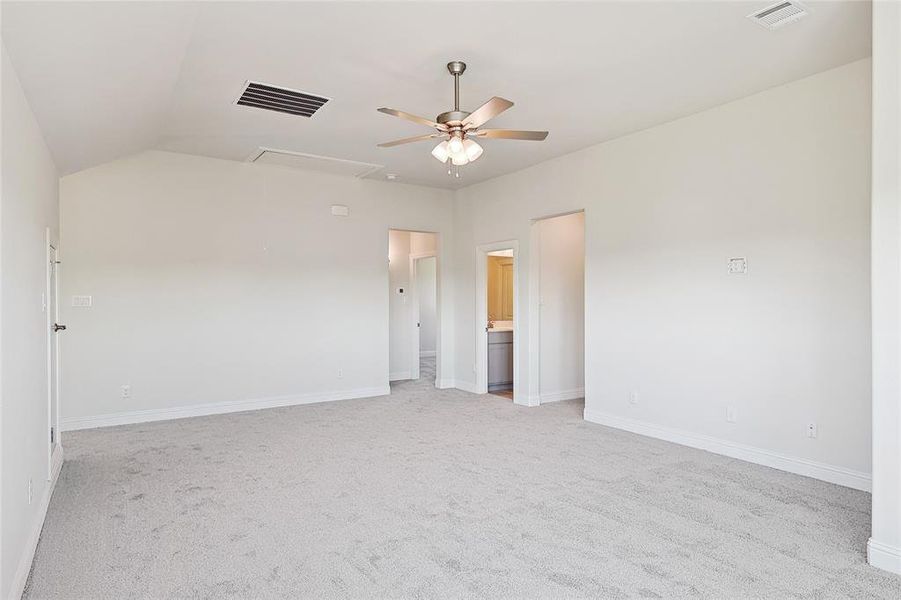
377;60;548;177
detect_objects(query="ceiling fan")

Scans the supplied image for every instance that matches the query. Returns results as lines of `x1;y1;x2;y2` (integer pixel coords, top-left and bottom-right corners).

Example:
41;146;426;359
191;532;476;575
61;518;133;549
377;61;548;175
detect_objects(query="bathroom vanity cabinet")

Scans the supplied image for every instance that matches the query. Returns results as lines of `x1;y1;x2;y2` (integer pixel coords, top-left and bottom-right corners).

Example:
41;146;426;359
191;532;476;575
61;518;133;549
487;330;513;391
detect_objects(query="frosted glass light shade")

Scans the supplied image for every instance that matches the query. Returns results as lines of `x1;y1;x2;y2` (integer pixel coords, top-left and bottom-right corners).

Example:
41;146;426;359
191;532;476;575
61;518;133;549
451;153;469;166
448;136;464;155
431;141;450;162
463;139;483;162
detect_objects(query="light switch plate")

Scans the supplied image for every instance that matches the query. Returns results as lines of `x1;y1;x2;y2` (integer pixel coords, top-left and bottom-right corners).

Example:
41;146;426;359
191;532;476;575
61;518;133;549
72;295;92;307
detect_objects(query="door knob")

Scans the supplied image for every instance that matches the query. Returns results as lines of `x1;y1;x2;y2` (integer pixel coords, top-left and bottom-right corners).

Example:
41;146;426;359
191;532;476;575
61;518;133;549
53;324;66;332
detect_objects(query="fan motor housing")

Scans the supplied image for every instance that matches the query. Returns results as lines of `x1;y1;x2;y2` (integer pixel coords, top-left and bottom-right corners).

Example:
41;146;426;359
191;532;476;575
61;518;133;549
437;110;470;126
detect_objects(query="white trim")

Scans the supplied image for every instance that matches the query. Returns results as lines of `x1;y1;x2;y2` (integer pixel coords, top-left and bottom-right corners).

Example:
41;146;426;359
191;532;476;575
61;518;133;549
45;232;62;479
528;221;542;409
540;388;585;404
389;371;411;382
9;446;64;600
61;386;390;432
436;378;456;389
868;538;901;575
419;350;436;358
453;379;480;394
583;409;871;492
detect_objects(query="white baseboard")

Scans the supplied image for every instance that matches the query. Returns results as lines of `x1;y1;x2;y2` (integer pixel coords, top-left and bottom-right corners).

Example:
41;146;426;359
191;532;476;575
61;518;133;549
436;379;456;389
419;350;436;358
540;387;585;404
583;409;871;492
516;394;540;408
454;380;480;394
61;385;391;432
389;371;411;382
9;446;64;600
868;538;901;575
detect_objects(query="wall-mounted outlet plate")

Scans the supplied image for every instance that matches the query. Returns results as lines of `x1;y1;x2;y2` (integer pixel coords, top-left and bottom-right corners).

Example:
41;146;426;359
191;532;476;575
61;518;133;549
727;257;748;274
121;384;131;399
629;391;639;404
726;406;738;423
807;422;818;438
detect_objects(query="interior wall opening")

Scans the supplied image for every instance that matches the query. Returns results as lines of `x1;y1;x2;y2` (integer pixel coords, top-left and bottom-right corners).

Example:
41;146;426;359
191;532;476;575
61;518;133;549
532;211;585;405
388;229;439;387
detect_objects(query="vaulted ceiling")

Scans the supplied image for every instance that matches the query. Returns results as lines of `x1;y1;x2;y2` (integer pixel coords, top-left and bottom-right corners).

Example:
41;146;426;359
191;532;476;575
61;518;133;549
1;1;871;189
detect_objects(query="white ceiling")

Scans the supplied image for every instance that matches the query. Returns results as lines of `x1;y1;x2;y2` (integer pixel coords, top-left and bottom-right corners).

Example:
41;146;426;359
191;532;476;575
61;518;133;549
1;1;871;190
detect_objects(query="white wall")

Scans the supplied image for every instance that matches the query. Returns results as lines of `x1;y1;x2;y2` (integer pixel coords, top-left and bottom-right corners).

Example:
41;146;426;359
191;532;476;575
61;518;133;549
418;256;437;357
59;151;453;428
454;59;872;489
537;212;584;402
0;43;61;600
868;0;901;575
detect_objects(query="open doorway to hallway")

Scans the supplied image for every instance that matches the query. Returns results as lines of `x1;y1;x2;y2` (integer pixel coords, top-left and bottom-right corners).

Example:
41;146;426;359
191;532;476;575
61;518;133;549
531;211;585;404
388;229;439;387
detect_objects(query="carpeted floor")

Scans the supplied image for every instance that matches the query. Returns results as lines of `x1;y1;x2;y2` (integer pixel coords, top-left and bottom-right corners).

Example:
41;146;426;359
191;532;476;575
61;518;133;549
25;358;901;599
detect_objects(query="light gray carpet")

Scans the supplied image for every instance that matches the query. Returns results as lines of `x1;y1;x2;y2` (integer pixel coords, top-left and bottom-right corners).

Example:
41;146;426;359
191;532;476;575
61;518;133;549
25;358;901;599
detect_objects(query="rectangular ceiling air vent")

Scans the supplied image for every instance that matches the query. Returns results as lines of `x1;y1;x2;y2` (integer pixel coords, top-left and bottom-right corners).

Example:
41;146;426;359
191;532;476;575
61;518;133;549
236;81;329;117
748;1;808;30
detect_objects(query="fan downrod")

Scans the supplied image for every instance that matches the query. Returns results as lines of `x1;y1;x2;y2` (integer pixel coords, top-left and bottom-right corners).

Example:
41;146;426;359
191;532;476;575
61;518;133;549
439;60;470;125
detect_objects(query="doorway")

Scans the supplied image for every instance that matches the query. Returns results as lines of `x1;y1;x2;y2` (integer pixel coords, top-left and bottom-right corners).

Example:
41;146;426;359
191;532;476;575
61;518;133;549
388;229;439;386
530;211;585;404
475;241;519;402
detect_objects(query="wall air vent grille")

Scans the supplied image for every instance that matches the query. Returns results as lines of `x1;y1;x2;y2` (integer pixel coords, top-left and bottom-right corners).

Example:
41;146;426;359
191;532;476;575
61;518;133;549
747;1;808;30
236;81;329;117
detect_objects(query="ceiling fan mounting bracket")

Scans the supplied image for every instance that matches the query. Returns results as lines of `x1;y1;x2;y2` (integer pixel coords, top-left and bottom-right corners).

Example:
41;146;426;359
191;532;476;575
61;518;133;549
446;61;466;76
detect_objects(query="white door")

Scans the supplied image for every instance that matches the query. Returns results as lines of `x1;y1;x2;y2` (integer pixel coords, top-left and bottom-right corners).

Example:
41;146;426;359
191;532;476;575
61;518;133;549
48;245;63;472
411;261;421;381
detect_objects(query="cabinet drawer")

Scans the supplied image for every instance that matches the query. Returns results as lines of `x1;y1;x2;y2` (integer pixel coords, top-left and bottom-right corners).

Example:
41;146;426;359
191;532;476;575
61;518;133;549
488;331;513;344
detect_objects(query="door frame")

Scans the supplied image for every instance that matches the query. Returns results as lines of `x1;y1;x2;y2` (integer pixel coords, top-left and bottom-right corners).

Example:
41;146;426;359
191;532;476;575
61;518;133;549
475;240;521;402
409;251;437;382
45;230;61;479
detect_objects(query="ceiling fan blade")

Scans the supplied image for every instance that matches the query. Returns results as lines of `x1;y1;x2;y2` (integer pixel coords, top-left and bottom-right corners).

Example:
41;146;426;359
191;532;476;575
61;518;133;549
462;97;514;129
377;108;447;131
470;129;548;141
377;133;444;148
